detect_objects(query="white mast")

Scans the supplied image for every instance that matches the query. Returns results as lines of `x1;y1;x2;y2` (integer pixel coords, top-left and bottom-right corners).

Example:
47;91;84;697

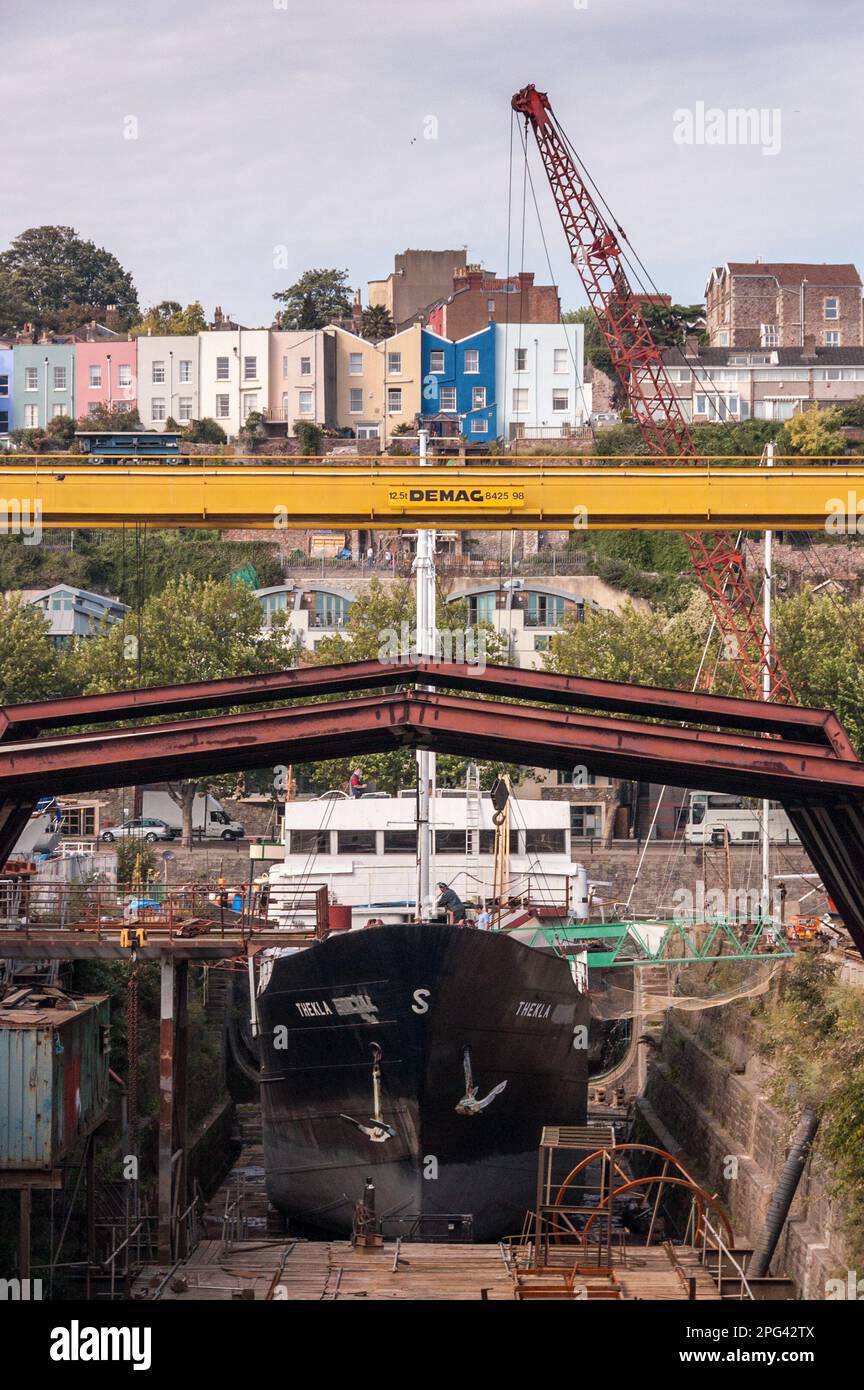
760;440;775;920
414;428;436;919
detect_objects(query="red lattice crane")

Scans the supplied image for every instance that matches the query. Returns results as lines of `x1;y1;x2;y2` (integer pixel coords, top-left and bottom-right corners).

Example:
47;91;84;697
512;84;794;704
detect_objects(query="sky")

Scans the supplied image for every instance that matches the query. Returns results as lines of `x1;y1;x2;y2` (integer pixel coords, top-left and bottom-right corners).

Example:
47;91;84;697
3;0;861;325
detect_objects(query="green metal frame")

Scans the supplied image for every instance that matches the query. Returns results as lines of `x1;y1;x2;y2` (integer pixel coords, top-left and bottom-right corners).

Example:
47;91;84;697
519;917;793;968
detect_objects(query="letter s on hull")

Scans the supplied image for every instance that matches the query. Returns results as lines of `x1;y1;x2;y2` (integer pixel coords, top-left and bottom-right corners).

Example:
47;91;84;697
412;988;430;1015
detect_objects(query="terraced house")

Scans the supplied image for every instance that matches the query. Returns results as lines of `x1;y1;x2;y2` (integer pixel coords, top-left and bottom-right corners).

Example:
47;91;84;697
0;346;12;436
420;326;497;440
12;343;75;429
136;336;199;427
331;324;422;444
198;327;270;437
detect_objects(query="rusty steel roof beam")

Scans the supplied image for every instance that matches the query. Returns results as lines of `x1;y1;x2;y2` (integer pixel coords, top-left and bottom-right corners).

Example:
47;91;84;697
0;658;854;755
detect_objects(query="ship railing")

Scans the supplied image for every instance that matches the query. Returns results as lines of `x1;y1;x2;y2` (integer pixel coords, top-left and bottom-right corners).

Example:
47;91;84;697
697;1212;755;1301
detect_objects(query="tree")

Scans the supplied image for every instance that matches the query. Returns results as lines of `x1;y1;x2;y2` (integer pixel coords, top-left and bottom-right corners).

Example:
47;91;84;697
774;589;864;754
0;594;69;702
293;420;323;455
0;225;139;330
68;575;299;846
359;304;395;341
273;268;352;330
131;301;207;337
0;269;29;335
786;406;845;457
641;302;706;349
74;404;143;434
839;396;864;429
239;410;268;453
185;417;227;445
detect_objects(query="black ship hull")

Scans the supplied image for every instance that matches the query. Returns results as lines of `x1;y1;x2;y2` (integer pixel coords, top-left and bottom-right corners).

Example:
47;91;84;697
256;924;589;1242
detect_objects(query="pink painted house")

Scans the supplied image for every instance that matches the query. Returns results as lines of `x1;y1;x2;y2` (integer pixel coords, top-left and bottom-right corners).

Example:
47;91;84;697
74;340;138;420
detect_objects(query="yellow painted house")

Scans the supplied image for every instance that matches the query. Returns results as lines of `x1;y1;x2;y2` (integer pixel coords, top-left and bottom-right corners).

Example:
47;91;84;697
331;324;421;444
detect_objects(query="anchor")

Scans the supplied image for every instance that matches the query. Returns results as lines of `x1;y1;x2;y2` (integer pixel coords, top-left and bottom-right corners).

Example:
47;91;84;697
340;1042;396;1142
455;1045;508;1115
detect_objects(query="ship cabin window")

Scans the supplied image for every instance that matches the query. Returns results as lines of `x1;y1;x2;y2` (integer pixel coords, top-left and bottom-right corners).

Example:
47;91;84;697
383;830;417;853
436;830;468;853
289;829;332;854
525;829;567;854
478;829;520;855
337;830;377;855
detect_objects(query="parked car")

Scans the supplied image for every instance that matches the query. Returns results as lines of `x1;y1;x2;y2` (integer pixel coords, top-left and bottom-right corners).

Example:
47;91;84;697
100;817;178;844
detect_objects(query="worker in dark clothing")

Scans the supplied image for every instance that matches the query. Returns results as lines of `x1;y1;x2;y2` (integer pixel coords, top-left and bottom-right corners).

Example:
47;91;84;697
437;881;467;924
349;768;367;798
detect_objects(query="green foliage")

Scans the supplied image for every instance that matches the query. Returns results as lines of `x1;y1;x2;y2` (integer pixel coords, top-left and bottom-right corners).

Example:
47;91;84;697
239;410;267;452
0;224;139;330
786;406;846;457
273;268;352;330
641;301;706;348
839;396;864;428
544;591;722;690
293;420;324;456
75;403;143;434
131;301;207;336
115;837;158;887
184;417;227;445
773;589;864;753
359;304;395;340
755;953;864;1262
0;594;70;702
690;418;790;457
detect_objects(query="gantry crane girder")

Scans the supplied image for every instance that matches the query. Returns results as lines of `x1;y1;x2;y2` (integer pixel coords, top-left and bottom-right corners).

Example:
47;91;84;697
0;456;861;529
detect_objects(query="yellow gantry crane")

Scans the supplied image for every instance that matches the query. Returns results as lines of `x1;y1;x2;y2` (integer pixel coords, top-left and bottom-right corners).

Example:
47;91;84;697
1;454;862;530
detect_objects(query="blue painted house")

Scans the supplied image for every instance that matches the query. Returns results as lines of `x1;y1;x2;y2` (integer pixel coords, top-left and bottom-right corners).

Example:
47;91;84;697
0;347;12;436
420;326;497;441
12;343;76;430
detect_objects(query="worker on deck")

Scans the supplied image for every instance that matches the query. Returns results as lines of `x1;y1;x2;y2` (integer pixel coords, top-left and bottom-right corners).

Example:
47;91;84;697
437;881;467;925
477;902;492;931
349;768;367;798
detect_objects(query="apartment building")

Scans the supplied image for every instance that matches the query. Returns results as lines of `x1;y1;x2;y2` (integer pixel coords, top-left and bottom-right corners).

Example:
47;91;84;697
368;249;468;330
267;330;335;432
74;341;137;419
705;262;863;349
495;323;588;438
136;336;199;428
0;347;12;435
663;340;864;422
331;323;422;443
12;344;76;428
427;266;560;340
198;328;269;438
420;326;497;439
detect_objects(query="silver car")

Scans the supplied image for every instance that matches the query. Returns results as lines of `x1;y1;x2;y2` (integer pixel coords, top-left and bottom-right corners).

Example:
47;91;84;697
100;817;178;844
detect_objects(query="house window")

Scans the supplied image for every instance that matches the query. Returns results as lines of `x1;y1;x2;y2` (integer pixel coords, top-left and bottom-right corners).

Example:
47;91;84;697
388;352;402;375
349;352;363;375
553;348;569;373
89;365;102;389
429;349;445;373
440;386;457;411
53;365;67;390
471;417;488;433
337;830;376;855
179;359;192;383
215;394;230;418
24;404;38;426
152;360;165;384
824;331;840;347
298;390;313;414
151;398;166;421
117;363;132;387
760;324;779;347
178;397;193;421
694;392;740;420
570;805;602;837
349;388;363;413
512;387;529;411
387;387;402;413
300;356;311;376
0;374;8;396
824;297;839;321
472;386;486;409
312;592;350;628
464;349;479;374
25;368;38;391
216;357;230;381
552;389;569;411
0;412;7;433
526;592;565;627
717;331;729;347
242;393;258;420
514;347;528;371
467;592;496;623
52;403;67;419
282;355;290;379
244;355;257;380
87;401;101;417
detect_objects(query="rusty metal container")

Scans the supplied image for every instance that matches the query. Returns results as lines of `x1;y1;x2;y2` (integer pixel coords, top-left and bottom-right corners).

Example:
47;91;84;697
0;993;110;1170
328;904;352;932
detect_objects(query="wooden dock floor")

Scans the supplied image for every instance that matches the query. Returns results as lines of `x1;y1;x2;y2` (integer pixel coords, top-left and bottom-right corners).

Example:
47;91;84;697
132;1236;720;1301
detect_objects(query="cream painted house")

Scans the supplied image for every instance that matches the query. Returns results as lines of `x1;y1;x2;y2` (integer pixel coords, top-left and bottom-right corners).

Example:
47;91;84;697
267;330;335;434
136;336;199;428
331;324;422;444
198;328;270;439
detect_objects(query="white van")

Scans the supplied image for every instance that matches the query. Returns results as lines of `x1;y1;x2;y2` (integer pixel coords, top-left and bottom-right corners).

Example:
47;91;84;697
141;790;245;840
